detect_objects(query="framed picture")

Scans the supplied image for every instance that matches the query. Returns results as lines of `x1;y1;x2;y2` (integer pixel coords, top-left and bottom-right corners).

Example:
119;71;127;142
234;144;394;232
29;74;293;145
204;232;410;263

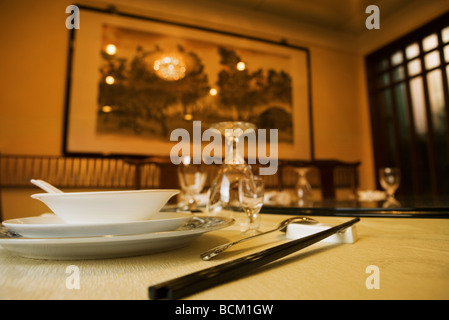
63;5;313;160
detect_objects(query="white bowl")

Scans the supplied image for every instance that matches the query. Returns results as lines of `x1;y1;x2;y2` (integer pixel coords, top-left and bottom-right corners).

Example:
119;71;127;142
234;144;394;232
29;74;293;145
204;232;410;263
30;189;180;224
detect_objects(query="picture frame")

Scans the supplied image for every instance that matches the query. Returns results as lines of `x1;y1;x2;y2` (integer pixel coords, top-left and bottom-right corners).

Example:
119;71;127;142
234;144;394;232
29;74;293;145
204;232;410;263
63;5;314;160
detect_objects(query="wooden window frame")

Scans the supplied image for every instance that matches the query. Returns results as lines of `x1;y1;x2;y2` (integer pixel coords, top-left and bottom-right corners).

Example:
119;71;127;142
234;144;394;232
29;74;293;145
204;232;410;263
366;11;449;196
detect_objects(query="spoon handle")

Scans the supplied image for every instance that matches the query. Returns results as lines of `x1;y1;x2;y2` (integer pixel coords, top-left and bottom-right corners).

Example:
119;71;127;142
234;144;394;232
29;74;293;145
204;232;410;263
30;179;64;193
200;227;280;261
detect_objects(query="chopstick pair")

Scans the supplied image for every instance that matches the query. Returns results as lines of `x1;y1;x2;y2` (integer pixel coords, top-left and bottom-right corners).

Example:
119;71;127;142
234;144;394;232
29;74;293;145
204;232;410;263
149;217;360;300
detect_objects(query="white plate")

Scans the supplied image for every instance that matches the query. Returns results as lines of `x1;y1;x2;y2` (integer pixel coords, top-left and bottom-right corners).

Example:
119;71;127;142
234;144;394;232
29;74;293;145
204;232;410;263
0;217;234;260
2;212;191;238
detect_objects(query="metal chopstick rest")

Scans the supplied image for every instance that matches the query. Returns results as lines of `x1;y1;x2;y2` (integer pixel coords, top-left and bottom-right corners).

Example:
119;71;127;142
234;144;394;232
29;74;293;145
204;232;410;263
148;217;360;300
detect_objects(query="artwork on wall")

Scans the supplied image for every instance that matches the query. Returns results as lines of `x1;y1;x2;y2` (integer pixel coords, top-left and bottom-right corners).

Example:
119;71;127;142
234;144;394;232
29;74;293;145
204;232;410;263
63;5;313;159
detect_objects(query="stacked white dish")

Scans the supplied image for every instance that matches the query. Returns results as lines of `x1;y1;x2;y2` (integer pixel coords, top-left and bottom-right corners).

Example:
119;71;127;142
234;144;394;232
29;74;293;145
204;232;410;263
0;181;234;260
3;212;192;238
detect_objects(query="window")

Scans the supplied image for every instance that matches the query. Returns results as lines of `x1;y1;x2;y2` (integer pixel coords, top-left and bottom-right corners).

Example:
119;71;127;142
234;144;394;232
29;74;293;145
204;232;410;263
366;11;449;196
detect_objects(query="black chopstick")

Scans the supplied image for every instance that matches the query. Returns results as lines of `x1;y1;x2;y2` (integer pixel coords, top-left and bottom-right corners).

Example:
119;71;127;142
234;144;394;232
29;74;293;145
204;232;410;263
148;217;360;299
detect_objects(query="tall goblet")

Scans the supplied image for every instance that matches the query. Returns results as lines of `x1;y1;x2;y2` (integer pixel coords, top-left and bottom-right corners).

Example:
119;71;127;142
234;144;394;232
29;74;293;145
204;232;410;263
207;121;256;217
238;177;265;234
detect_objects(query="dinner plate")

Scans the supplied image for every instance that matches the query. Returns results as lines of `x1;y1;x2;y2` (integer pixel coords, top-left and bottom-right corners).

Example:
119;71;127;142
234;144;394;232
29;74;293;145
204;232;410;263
2;212;191;238
0;216;234;260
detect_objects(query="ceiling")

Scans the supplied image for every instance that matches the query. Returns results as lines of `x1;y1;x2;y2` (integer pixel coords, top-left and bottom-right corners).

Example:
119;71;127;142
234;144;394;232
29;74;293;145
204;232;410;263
200;0;417;35
103;0;449;52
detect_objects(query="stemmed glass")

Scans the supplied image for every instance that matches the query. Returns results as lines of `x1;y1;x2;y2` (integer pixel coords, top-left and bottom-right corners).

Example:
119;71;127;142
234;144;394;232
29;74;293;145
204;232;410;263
379;167;400;197
238;177;265;234
207;121;256;217
294;167;313;206
177;157;207;211
379;167;401;207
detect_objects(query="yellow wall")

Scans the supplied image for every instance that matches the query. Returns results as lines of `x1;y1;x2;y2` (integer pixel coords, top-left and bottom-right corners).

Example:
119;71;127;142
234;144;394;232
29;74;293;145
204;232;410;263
0;0;68;156
2;0;444;219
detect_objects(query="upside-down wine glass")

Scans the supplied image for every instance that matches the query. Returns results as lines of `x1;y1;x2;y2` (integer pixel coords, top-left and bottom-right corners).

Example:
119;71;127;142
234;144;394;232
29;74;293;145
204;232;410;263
379;167;401;208
379;167;400;198
294;167;313;206
207;121;256;218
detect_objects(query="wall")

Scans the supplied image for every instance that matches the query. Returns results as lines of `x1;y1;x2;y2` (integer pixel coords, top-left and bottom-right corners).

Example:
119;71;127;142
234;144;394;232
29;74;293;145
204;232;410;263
0;0;69;156
0;0;399;219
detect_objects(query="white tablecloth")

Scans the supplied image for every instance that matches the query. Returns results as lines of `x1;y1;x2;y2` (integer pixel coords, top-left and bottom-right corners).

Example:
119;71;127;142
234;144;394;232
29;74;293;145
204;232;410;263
1;214;448;299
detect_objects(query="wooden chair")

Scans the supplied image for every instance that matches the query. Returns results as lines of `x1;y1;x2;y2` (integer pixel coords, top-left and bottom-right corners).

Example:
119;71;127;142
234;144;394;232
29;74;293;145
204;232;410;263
277;159;361;199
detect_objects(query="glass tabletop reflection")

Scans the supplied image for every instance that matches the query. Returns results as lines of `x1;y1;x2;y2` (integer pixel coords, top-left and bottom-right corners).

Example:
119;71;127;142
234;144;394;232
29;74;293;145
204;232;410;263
261;195;449;218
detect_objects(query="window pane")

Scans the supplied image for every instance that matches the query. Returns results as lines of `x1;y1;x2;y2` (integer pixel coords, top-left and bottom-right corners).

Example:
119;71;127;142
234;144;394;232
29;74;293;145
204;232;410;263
391;51;403;66
442;26;449;43
377;73;390;88
406;43;420;59
445;44;449;62
409;77;427;136
424;51;440;69
447;65;449;92
394;83;410;137
377;89;396;163
409;77;432;194
423;33;438;51
376;58;388;72
407;59;421;76
392;66;404;82
427;69;446;134
394;83;413;193
427;69;449;193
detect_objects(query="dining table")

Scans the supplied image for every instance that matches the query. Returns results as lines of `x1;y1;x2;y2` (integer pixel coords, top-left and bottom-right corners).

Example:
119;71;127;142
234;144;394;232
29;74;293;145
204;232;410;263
1;198;448;301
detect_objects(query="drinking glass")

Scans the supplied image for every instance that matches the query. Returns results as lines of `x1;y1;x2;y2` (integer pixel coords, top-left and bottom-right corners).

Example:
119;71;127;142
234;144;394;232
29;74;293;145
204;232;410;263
177;158;207;211
294;167;313;206
379;167;400;199
207;121;256;217
238;177;265;234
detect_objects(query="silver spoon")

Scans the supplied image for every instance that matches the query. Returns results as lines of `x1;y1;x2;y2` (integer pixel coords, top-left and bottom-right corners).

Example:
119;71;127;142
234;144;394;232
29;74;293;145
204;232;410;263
200;216;319;261
30;179;64;193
